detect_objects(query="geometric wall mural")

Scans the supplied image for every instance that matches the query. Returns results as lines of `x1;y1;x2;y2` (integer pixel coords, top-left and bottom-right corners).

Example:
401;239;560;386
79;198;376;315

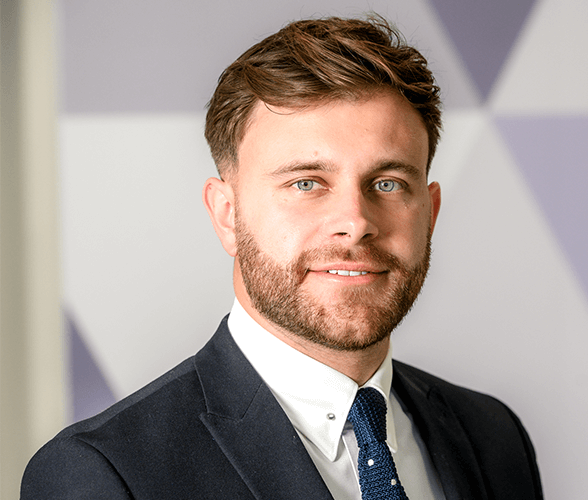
60;1;588;498
65;311;116;422
428;0;538;99
496;116;588;296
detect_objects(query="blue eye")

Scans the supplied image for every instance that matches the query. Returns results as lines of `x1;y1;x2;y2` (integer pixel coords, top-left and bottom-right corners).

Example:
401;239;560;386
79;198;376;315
295;180;315;191
375;180;398;192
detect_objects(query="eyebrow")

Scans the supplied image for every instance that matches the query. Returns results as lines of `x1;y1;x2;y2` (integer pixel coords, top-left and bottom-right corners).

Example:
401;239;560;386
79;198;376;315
370;161;422;180
267;159;423;180
267;160;336;178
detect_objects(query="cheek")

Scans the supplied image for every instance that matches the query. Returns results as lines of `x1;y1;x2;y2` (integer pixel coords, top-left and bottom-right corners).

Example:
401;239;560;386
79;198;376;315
381;206;431;261
243;203;315;260
234;176;320;259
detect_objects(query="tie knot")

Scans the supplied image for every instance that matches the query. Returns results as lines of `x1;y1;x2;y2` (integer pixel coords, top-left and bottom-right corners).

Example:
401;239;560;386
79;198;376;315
347;387;387;446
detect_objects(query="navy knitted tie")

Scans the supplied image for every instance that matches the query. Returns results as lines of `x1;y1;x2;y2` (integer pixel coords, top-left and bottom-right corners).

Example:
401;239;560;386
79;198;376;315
348;388;409;500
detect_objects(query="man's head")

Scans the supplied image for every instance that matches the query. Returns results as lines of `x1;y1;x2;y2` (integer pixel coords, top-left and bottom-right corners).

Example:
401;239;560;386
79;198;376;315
203;17;442;359
205;16;442;180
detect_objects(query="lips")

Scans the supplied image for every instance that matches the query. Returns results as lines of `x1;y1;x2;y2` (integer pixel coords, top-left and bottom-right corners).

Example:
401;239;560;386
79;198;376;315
308;262;387;276
300;246;397;277
327;270;369;276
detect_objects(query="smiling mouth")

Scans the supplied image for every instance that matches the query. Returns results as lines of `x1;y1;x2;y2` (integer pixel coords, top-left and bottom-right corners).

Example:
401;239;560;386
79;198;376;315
326;270;370;276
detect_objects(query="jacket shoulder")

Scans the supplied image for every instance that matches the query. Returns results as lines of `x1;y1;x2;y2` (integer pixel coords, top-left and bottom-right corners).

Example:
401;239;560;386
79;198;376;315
60;356;204;438
21;356;218;499
393;360;543;499
22;319;260;499
393;360;529;426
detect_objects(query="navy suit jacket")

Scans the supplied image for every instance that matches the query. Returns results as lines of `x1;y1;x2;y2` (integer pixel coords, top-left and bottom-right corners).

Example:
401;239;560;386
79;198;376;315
21;317;543;499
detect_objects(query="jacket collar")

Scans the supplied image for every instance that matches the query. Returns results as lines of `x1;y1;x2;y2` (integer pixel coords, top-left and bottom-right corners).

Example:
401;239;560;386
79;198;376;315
194;317;334;500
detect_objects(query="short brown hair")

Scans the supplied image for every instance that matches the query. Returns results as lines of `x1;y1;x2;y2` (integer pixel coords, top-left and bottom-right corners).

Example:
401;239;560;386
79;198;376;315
205;16;442;179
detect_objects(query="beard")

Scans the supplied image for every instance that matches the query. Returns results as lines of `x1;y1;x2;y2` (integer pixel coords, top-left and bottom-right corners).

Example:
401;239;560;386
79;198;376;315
235;217;431;352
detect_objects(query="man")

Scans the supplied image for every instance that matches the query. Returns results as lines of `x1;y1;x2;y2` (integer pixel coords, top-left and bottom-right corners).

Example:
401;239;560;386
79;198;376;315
21;16;542;499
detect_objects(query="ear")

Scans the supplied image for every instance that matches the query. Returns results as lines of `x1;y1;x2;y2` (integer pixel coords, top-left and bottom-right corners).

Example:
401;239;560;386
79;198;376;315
428;181;441;235
203;177;237;257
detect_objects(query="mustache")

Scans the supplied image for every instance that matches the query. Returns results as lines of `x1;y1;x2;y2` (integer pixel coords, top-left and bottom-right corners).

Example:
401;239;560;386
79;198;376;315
290;244;408;282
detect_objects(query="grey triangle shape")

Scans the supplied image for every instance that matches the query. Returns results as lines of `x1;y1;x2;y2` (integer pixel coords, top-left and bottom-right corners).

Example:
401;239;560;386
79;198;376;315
429;0;537;100
495;116;588;297
65;310;117;423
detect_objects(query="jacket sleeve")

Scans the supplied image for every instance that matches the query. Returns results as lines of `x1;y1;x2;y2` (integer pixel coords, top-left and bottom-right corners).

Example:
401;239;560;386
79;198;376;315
21;437;133;499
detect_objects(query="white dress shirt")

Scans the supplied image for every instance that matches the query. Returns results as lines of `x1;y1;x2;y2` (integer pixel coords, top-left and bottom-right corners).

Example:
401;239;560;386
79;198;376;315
228;298;445;500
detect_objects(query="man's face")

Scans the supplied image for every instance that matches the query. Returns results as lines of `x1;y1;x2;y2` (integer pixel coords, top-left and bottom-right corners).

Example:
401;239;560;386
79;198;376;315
225;92;440;351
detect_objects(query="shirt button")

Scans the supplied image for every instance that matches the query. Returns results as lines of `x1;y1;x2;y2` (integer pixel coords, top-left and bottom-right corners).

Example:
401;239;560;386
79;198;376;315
327;413;336;420
391;479;397;486
367;459;374;466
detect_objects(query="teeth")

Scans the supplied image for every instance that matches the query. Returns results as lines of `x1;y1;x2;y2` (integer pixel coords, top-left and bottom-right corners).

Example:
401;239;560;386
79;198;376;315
327;270;368;276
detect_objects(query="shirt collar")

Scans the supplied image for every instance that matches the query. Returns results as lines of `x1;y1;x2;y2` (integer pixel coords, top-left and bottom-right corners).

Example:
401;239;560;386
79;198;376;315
227;298;397;461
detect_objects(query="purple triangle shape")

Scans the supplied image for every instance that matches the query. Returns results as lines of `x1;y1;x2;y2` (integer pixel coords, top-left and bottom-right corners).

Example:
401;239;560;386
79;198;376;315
65;311;117;423
429;0;537;100
496;116;588;296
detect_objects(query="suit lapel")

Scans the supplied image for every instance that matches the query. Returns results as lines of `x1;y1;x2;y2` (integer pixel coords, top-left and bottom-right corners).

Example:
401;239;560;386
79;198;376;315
195;318;334;500
393;361;488;500
195;319;491;500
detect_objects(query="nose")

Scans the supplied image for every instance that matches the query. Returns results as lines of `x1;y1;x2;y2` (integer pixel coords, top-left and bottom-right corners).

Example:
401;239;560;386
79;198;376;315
325;189;379;245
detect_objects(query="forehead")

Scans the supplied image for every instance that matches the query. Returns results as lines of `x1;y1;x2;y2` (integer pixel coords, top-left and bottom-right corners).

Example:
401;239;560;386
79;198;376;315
236;92;429;178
